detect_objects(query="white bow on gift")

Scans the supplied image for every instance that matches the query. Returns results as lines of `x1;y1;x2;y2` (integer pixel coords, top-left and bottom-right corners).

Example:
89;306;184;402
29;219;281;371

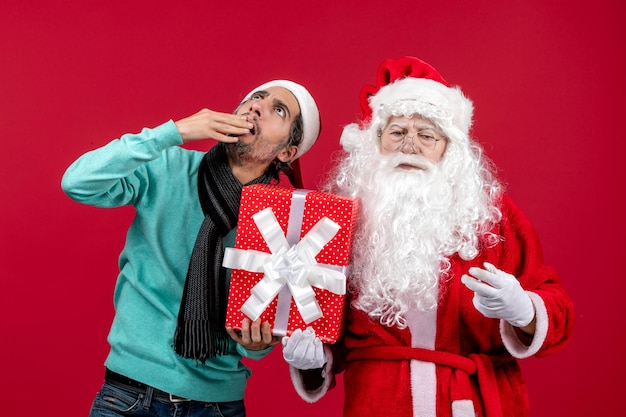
222;207;346;324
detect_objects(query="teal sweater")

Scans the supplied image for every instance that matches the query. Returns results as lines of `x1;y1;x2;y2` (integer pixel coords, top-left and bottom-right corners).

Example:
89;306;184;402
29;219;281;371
61;120;272;402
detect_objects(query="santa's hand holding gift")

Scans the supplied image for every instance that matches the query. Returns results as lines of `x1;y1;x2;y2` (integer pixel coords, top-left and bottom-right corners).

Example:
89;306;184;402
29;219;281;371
282;57;575;417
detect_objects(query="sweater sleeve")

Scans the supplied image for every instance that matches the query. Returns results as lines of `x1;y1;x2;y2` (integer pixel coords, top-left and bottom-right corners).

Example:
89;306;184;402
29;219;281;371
235;343;275;360
61;120;183;207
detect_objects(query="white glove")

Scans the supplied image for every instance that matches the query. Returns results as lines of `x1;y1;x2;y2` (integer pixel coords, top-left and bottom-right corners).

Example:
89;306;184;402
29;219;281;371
461;262;535;327
281;327;327;370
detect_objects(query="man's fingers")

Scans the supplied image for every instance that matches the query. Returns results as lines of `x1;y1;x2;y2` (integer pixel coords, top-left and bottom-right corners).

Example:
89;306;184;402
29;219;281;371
213;112;250;127
240;318;251;344
213;112;253;134
227;319;279;351
216;121;251;135
225;326;241;342
261;321;273;345
250;318;262;343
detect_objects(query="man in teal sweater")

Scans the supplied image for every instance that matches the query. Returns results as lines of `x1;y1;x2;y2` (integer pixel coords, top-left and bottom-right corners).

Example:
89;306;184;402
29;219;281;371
61;80;321;417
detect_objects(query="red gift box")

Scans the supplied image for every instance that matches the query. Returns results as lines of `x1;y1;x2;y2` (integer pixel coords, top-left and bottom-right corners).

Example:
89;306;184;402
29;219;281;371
223;184;359;343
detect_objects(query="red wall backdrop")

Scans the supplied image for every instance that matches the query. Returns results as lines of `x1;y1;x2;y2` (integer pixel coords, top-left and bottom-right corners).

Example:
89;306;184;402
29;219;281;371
1;1;623;416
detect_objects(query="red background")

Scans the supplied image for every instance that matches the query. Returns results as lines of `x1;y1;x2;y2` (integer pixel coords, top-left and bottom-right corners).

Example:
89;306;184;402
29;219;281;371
1;1;623;416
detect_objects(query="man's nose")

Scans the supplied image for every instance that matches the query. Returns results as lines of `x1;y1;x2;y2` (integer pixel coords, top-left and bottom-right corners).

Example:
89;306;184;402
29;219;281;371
249;98;265;117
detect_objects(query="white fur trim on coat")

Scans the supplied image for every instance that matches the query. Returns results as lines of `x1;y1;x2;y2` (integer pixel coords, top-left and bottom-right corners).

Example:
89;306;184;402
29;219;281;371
289;344;334;403
500;291;548;358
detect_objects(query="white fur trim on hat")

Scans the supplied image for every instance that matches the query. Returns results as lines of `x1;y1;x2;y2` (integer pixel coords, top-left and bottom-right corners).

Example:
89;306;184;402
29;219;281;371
242;80;321;159
369;78;474;140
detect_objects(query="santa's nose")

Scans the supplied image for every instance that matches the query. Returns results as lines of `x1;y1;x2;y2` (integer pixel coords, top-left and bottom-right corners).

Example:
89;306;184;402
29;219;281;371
399;136;419;154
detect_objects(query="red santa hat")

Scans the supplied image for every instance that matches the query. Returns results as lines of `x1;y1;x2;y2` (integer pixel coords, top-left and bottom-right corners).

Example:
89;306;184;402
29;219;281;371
358;57;474;141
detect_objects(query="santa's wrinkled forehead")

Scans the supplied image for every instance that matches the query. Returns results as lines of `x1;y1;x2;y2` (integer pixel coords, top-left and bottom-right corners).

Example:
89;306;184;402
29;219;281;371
383;114;436;126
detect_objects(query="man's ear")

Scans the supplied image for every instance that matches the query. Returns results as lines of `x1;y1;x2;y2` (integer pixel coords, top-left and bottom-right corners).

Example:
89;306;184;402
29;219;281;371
276;145;298;162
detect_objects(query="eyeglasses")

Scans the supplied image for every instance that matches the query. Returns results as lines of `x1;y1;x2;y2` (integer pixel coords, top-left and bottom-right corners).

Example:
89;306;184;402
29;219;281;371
379;127;445;154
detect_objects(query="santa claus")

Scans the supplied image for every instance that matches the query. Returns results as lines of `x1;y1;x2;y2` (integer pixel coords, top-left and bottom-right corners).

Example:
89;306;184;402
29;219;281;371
281;57;575;417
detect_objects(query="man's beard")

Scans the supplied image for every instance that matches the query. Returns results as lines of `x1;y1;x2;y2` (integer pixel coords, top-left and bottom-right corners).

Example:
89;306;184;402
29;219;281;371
226;140;278;166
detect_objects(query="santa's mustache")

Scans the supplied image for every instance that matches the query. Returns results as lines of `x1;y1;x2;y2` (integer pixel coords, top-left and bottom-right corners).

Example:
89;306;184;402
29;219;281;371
382;153;435;171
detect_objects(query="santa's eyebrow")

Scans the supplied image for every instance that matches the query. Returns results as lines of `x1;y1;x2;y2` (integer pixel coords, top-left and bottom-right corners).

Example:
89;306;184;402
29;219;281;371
413;122;438;131
386;122;437;131
386;122;409;130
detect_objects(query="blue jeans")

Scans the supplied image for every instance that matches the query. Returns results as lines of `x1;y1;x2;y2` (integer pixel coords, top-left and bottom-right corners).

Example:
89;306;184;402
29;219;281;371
88;382;245;417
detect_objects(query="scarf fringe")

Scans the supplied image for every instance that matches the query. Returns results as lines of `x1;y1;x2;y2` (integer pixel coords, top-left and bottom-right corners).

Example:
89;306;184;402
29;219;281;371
174;320;231;363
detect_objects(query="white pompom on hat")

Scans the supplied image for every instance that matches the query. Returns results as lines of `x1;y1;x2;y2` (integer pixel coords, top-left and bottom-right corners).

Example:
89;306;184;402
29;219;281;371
242;80;321;159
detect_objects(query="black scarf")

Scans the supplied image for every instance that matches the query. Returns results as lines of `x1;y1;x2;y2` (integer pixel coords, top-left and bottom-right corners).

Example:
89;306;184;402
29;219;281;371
173;143;273;363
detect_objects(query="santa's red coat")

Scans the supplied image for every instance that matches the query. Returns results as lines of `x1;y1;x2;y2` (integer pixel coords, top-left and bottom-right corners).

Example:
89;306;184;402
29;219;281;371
290;195;575;417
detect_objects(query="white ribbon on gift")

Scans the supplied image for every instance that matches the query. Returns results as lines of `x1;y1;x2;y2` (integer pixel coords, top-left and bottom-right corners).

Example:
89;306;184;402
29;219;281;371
223;207;346;325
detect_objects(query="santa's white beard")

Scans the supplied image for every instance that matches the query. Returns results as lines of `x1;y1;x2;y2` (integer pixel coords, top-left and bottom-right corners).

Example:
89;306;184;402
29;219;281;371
334;141;503;330
329;123;502;329
348;153;457;328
